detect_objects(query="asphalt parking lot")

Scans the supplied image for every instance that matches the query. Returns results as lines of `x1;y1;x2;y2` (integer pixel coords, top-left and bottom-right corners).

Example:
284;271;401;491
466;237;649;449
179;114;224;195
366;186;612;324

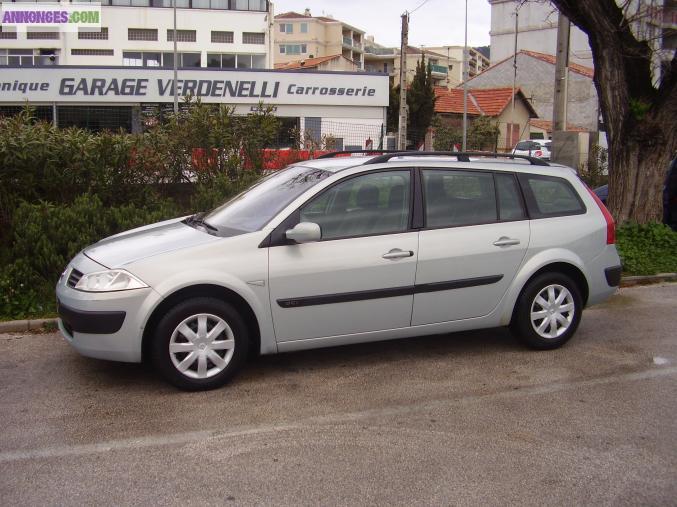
1;283;676;506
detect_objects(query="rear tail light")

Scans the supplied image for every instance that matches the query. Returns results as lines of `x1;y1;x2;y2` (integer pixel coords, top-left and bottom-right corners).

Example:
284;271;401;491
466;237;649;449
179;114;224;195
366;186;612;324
586;186;615;244
534;150;543;157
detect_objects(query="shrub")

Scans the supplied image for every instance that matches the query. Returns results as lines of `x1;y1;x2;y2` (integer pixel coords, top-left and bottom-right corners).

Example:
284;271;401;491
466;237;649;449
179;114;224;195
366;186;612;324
616;223;677;275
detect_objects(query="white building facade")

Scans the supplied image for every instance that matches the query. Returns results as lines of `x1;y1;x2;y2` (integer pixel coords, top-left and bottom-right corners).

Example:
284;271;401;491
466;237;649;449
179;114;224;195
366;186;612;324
0;0;272;69
488;0;592;66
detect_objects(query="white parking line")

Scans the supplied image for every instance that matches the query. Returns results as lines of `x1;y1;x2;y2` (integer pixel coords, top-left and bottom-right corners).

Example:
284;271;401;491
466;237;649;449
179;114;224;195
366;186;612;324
2;365;676;463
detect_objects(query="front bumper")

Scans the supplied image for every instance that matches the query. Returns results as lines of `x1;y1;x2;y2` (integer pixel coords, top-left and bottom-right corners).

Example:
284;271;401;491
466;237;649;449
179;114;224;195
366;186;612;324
56;253;162;363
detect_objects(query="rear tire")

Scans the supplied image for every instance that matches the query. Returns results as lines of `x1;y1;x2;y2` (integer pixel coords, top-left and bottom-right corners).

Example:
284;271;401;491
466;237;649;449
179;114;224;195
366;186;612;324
510;272;582;350
151;297;249;390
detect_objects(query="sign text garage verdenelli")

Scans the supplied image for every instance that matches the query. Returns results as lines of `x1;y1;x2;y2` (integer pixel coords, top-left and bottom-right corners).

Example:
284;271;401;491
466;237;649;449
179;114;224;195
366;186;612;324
0;67;388;106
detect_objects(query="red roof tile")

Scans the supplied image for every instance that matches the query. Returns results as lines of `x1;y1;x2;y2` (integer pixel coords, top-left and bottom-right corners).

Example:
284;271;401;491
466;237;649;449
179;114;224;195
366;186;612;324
435;87;537;118
434;87;481;115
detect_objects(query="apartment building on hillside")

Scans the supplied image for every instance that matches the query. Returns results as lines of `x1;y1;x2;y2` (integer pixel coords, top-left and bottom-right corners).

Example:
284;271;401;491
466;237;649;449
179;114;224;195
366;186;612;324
425;46;491;82
274;10;365;69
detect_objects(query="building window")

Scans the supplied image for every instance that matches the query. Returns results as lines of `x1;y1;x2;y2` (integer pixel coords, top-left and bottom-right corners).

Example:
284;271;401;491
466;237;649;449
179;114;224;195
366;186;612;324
78;27;109;40
124;51;201;68
26;31;60;40
211;31;234;43
300;22;308;33
207;53;265;69
279;23;293;33
0;49;59;66
167;29;196;42
233;0;267;11
112;0;151;5
128;28;158;41
279;44;306;55
72;49;115;56
242;32;265;44
0;27;17;40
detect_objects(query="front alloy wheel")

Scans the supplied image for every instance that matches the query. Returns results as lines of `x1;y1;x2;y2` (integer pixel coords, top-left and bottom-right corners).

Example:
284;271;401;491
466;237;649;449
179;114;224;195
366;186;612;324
152;297;248;390
169;313;235;379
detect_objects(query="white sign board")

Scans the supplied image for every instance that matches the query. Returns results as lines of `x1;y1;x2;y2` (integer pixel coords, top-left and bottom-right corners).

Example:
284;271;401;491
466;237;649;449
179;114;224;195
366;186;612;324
0;67;389;107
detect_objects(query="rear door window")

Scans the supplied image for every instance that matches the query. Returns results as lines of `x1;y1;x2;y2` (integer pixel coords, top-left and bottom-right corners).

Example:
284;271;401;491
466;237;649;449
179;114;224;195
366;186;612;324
518;174;586;218
422;170;497;227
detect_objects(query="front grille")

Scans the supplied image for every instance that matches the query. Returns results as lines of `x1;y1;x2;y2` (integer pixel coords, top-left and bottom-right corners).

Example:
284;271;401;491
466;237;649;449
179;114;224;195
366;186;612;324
67;268;83;288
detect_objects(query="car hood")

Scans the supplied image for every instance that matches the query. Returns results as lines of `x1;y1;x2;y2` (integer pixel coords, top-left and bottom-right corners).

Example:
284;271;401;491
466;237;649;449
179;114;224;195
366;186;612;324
84;217;221;268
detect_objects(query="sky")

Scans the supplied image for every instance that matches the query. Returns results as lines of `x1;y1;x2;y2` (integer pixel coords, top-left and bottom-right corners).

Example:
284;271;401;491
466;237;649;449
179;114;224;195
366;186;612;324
271;0;492;48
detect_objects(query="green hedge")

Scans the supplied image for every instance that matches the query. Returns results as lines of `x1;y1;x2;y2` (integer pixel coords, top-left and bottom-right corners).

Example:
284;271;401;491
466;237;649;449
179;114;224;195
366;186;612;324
0;103;277;320
616;223;677;276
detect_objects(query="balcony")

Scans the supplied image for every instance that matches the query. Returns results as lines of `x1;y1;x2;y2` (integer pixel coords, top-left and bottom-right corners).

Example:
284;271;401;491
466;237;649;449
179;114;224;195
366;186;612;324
342;36;363;51
365;46;395;56
428;63;448;76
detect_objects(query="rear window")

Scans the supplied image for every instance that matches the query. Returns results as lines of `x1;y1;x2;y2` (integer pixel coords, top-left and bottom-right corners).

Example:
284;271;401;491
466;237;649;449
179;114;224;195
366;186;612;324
518;174;586;218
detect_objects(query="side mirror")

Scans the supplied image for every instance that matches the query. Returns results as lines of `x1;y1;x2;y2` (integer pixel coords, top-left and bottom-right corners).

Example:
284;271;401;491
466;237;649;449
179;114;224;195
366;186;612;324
285;222;321;244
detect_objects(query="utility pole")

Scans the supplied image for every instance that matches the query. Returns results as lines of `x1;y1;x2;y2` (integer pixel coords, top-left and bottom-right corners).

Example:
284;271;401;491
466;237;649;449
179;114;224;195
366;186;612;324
509;7;519;151
172;0;178;114
397;12;409;150
552;12;570;132
462;0;468;151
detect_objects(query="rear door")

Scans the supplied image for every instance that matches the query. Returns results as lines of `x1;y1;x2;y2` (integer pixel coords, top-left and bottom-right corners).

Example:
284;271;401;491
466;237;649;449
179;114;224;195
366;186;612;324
411;169;530;326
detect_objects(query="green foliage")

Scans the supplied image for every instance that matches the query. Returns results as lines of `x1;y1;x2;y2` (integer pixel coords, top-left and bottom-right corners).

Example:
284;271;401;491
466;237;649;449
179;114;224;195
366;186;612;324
0;101;277;320
579;145;608;188
387;85;400;133
433;116;499;151
467;116;500;151
616;223;677;275
432;120;462;151
407;55;436;142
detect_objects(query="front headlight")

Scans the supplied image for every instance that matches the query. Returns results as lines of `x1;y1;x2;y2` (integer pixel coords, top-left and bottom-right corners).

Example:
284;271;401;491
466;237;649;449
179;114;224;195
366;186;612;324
74;269;149;292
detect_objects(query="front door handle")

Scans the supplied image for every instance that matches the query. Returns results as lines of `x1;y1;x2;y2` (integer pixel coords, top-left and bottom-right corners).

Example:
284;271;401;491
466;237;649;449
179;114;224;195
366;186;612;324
493;237;521;247
382;248;414;260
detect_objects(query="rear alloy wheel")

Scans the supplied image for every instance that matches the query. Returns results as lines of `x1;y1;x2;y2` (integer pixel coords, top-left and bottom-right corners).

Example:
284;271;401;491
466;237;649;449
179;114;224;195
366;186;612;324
152;297;248;390
511;273;582;349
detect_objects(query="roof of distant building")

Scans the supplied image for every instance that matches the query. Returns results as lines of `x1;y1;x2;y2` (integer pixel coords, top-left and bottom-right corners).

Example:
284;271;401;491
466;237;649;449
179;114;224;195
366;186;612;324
434;86;538;118
529;119;589;132
463;49;594;85
274;54;356;70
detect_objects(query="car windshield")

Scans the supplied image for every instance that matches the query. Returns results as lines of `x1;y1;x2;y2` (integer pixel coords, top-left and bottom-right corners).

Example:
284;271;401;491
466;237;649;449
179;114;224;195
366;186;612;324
203;165;332;234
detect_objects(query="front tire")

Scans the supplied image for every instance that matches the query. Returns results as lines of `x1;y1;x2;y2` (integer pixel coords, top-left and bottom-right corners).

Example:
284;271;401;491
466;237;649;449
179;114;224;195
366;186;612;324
510;272;583;350
151;297;249;390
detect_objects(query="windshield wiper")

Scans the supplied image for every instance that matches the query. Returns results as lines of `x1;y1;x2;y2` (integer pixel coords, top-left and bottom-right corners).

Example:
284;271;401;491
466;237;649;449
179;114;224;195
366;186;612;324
184;212;219;234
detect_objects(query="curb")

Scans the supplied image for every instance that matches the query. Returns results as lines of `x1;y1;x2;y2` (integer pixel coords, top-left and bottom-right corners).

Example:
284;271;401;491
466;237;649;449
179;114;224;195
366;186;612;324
620;273;677;287
0;274;675;333
0;318;58;333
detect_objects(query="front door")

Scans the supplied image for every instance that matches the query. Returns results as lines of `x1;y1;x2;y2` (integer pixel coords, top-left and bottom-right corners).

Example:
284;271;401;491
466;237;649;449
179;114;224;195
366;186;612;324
269;169;418;342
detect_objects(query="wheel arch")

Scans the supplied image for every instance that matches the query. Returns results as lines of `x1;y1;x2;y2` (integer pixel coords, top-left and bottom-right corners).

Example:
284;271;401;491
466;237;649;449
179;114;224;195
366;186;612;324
142;284;261;363
508;261;589;326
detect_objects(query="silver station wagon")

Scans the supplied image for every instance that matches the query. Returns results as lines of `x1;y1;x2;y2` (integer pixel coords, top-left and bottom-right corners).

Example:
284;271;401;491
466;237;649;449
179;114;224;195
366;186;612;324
56;152;621;390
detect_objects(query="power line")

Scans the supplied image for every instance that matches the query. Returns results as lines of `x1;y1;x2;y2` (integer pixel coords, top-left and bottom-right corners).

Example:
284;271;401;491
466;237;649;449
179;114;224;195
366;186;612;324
409;0;431;15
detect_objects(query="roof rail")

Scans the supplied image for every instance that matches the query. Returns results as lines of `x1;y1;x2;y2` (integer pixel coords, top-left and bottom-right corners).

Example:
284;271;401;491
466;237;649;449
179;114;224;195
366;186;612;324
362;151;551;166
315;150;404;159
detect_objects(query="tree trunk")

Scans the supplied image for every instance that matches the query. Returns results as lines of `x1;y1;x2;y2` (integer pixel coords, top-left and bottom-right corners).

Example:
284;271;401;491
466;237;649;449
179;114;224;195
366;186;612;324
549;0;677;224
608;106;677;223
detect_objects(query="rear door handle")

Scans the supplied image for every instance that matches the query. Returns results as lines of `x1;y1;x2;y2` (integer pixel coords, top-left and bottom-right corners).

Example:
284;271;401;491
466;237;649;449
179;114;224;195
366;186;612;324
382;248;414;260
493;237;521;247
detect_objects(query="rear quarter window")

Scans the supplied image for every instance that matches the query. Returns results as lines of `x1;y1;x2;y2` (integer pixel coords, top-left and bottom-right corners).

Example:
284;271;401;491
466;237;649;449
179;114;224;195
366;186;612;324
518;174;586;218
